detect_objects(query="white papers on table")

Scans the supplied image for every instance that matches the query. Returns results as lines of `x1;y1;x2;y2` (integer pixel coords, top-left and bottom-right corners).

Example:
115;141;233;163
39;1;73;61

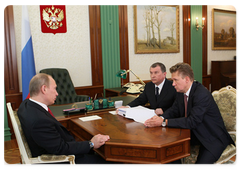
109;110;117;115
117;106;156;124
79;115;102;122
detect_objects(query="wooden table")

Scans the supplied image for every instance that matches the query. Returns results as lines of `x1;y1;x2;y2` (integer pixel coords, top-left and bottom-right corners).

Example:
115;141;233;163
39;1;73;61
50;95;137;133
70;112;190;164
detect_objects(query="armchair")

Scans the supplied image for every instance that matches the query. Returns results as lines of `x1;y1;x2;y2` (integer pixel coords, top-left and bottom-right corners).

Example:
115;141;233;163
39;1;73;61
183;86;236;164
40;68;89;105
7;102;75;164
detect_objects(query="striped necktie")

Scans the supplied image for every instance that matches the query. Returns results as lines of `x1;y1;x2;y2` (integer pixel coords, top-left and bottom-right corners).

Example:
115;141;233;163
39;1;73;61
184;94;188;117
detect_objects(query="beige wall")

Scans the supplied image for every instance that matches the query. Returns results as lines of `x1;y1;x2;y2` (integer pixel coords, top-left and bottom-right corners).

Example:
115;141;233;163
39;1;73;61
13;5;92;92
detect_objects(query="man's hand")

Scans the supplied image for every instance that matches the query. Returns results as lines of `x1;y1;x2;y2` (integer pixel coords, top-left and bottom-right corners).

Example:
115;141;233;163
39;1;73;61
155;108;163;115
144;115;163;127
90;134;110;149
116;106;130;114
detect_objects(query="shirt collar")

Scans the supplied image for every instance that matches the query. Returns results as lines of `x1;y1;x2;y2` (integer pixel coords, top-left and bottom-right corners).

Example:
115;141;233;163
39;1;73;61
155;78;165;89
185;83;193;97
29;98;48;112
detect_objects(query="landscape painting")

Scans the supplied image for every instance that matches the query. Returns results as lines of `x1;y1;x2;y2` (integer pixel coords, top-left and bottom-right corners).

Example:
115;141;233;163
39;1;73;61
212;9;236;50
134;5;179;54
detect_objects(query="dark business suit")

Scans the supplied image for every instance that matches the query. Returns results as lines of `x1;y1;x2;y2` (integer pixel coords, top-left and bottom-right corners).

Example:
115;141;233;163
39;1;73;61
162;81;235;163
17;99;106;164
128;79;176;111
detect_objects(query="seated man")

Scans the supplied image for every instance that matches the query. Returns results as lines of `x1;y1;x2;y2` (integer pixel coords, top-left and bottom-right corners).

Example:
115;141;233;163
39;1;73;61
118;62;176;115
144;62;235;164
17;73;110;164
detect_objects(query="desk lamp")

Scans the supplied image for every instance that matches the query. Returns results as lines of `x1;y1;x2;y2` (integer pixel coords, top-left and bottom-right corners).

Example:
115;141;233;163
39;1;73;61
116;69;145;94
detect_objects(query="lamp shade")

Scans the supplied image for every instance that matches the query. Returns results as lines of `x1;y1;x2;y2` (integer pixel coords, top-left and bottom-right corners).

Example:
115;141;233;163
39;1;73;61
116;69;127;79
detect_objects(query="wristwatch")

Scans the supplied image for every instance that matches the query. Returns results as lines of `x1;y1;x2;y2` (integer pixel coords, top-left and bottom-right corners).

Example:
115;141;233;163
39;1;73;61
89;141;94;149
161;116;166;127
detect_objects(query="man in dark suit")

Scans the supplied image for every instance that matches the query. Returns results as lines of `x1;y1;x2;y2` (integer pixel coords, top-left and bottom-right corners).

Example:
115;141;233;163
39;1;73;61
118;62;176;115
144;62;235;164
18;73;110;164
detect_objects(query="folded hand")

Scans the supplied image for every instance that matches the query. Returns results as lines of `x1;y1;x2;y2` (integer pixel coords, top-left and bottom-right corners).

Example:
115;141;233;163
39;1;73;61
144;115;163;127
91;134;110;149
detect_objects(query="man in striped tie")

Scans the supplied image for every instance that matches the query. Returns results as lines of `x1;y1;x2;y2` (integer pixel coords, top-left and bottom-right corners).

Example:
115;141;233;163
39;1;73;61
144;62;234;164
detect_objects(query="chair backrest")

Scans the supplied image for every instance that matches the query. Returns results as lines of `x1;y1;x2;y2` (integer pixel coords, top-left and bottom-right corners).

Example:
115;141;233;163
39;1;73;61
7;103;32;164
40;68;77;104
212;86;236;131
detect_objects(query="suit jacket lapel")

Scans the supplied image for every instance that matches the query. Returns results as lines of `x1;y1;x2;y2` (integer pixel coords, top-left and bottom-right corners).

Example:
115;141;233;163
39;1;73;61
28;100;58;121
156;79;169;104
186;82;197;117
148;82;157;108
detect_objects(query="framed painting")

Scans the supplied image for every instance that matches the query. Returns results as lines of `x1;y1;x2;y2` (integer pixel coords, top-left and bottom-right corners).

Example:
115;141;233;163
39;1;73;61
212;8;236;50
134;5;179;54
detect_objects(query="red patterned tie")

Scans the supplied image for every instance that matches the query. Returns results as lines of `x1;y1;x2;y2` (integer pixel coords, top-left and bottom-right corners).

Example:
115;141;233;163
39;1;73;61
184;94;188;117
48;107;55;118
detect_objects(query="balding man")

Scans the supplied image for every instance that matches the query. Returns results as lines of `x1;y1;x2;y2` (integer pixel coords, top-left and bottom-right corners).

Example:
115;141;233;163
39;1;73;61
18;73;110;164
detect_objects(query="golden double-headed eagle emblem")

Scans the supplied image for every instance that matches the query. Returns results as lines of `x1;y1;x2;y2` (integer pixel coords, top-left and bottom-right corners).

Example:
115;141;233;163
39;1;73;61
42;5;64;30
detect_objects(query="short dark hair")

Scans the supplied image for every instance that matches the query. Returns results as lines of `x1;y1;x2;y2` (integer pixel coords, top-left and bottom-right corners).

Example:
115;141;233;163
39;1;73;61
170;62;194;81
150;62;166;73
29;73;51;97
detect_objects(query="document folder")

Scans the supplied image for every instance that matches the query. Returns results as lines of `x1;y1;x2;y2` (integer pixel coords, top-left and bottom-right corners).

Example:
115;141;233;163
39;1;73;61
117;106;156;124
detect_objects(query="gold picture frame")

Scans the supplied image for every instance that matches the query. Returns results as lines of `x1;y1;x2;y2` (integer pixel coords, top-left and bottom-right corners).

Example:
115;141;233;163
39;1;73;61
212;8;236;50
134;5;179;54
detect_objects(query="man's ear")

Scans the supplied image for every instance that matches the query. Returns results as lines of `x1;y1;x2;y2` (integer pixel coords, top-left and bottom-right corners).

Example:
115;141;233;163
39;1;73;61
185;76;190;83
40;85;47;94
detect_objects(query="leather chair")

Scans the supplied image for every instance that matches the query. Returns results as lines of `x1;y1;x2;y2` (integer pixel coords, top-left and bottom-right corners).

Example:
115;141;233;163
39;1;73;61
40;68;89;105
182;86;236;164
7;102;75;164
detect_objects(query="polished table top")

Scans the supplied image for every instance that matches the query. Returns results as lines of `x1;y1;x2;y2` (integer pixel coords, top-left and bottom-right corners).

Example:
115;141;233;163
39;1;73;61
70;112;190;164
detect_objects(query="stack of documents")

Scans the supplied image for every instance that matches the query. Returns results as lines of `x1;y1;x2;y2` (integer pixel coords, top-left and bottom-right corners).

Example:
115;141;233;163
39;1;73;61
118;106;156;124
79;115;102;122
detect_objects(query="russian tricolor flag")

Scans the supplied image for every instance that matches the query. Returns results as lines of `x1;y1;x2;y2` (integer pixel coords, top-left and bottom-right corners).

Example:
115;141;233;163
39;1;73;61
21;6;36;100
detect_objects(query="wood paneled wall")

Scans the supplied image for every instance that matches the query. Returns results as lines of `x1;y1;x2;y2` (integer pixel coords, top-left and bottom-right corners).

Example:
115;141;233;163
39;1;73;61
183;5;191;65
118;5;129;86
4;5;22;111
89;6;103;87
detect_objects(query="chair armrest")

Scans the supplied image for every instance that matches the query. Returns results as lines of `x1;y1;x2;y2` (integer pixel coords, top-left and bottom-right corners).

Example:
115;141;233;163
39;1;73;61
228;131;236;143
31;154;75;164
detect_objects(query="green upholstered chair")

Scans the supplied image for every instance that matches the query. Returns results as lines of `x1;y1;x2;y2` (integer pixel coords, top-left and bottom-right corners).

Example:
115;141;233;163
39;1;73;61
182;86;236;164
40;68;89;105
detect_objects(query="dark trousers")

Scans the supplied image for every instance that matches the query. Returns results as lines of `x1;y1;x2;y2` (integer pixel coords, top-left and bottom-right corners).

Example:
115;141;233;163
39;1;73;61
75;153;109;164
195;145;220;164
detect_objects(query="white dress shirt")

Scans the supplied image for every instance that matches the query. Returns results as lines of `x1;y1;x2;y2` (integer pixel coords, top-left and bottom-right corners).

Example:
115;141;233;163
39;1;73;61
155;78;165;95
29;98;48;112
